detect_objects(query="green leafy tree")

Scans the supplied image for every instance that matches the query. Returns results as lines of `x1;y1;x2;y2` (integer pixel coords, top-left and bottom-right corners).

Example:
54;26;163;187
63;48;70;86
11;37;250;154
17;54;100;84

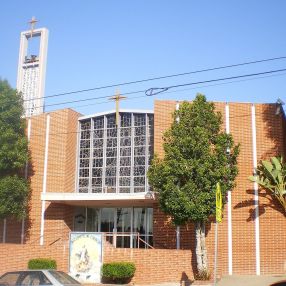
249;156;286;214
148;94;239;276
0;79;29;219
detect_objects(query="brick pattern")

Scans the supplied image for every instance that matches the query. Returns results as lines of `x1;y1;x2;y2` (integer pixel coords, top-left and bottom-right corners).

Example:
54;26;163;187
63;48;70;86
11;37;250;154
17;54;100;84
0;109;80;272
6;218;22;244
0;102;285;283
255;104;286;274
0;242;69;273
153;100;286;276
103;240;195;284
228;103;256;274
0;220;3;242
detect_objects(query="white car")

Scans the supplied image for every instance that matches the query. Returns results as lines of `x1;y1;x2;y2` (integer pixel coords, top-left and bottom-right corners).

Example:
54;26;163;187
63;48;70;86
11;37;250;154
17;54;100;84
0;270;81;286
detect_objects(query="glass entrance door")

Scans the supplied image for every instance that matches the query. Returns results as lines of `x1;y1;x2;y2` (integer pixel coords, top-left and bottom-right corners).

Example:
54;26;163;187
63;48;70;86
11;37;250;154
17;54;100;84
74;207;153;248
133;208;153;248
116;208;132;247
86;208;99;232
100;208;115;244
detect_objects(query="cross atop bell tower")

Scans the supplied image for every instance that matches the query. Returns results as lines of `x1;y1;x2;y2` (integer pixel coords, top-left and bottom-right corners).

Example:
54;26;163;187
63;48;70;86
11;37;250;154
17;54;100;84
16;17;49;117
28;16;38;37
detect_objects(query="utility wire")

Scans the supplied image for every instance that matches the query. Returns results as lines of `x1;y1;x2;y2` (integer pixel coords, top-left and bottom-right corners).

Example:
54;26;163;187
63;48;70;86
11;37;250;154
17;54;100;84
44;90;145;108
74;70;286;110
23;67;286;111
21;55;286;102
28;71;286;138
145;68;286;96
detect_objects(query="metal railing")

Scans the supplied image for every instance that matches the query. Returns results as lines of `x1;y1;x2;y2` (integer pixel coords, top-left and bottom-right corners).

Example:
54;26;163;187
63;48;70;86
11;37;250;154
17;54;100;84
103;232;153;249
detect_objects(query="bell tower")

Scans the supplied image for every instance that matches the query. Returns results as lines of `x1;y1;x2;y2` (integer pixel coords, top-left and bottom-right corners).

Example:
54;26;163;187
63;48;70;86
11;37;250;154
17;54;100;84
17;17;49;117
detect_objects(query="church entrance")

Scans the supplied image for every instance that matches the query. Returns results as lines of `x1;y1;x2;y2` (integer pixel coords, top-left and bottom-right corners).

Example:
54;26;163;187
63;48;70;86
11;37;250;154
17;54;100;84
73;207;153;248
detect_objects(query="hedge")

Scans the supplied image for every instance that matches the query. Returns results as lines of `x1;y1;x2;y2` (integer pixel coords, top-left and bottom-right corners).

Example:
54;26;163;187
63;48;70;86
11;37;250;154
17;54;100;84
102;262;136;283
28;258;57;270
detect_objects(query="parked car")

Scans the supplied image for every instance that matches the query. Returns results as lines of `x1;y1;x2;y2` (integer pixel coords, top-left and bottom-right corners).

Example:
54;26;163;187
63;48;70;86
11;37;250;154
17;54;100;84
0;270;81;286
270;281;286;286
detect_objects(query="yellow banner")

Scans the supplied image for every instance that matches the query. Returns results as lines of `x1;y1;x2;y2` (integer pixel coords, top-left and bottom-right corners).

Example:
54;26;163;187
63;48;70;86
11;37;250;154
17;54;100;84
216;182;222;223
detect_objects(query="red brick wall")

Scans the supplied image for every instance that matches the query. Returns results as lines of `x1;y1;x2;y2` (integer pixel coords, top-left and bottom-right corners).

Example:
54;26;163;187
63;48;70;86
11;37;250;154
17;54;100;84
0;102;285;282
0;241;70;273
153;100;286;275
0;220;3;242
103;241;195;284
0;108;80;248
254;104;285;274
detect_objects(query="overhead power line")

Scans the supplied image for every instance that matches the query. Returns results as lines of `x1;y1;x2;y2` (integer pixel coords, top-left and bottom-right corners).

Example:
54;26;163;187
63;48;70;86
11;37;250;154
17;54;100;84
73;71;286;110
24;67;286;111
145;68;286;96
22;55;286;103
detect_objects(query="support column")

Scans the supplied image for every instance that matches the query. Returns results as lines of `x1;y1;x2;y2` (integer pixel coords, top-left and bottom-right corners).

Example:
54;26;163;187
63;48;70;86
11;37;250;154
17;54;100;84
40;114;50;245
225;103;233;275
251;104;260;275
22;118;32;244
175;101;180;249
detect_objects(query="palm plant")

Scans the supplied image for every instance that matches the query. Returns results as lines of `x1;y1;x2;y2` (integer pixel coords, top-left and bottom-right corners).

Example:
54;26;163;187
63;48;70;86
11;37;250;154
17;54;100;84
249;156;286;214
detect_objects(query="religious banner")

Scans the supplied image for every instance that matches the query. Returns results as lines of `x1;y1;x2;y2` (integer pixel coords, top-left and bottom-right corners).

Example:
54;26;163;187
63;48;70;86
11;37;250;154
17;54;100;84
69;232;102;283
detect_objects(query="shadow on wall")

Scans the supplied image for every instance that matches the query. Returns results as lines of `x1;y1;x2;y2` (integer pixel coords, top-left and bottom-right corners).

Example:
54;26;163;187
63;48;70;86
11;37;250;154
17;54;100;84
234;188;285;221
260;103;284;160
153;205;213;276
21;150;35;243
234;104;286;220
180;271;193;286
45;203;74;242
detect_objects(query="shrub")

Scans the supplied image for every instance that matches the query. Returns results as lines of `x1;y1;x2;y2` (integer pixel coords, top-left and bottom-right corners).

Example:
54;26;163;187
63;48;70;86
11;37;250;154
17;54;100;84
28;258;57;270
102;262;136;284
194;269;211;281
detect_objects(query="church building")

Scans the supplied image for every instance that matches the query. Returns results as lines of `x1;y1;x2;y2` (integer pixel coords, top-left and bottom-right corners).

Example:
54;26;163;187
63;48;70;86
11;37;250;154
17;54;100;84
0;19;285;285
0;100;285;284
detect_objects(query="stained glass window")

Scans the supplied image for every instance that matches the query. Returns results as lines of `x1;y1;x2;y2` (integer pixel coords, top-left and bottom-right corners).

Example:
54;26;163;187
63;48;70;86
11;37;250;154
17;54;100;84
77;112;154;193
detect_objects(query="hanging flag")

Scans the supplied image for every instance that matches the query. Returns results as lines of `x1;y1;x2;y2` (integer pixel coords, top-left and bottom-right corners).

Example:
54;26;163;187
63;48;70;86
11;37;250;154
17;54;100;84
216;182;222;223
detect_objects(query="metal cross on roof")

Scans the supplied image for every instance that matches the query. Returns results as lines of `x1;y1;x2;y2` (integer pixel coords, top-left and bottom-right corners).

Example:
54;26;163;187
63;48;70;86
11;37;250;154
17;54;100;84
109;90;126;126
28;16;38;38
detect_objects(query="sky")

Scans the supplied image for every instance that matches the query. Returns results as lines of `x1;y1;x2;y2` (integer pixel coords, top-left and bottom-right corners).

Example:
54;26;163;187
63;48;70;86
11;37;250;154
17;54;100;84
1;1;286;115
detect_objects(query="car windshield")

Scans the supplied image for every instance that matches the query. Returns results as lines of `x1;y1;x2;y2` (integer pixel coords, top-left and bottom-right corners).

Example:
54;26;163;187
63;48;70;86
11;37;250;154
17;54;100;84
47;271;80;285
0;271;52;286
0;272;21;285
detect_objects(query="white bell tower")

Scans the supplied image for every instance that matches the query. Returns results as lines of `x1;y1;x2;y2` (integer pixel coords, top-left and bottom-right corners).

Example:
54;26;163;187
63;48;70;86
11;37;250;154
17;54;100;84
17;17;49;117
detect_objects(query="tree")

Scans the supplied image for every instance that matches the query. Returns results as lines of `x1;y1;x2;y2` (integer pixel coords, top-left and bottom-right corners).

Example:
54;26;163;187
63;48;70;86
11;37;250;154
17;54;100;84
148;94;239;276
0;79;29;219
249;156;286;214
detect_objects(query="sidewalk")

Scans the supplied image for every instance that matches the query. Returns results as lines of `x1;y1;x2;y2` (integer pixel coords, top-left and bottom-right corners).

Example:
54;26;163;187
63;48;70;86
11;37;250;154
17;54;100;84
216;275;286;286
134;275;286;286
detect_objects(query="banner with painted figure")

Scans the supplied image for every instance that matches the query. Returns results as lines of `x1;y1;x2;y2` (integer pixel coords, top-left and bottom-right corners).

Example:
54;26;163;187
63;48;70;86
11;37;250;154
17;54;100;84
69;233;102;283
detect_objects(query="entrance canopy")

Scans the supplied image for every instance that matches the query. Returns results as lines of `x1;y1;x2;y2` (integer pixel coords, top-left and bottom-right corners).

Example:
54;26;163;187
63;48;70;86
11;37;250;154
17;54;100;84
41;192;155;207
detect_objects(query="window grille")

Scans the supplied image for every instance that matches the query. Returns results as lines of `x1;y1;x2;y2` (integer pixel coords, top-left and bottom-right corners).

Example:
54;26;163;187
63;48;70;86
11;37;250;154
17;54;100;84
77;112;154;193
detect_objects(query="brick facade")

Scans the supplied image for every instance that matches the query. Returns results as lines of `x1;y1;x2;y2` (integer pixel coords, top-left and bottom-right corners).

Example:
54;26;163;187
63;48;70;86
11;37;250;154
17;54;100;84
153;100;286;276
0;101;285;284
0;108;80;246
